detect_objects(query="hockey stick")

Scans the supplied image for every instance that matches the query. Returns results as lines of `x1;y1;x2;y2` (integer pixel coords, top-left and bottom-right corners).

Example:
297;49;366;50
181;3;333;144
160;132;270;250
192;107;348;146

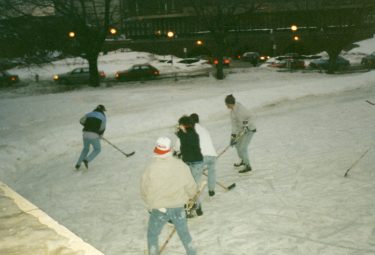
203;171;236;191
102;137;135;157
216;129;247;158
366;100;375;105
344;148;370;177
159;181;207;254
198;132;248;191
204;130;251;190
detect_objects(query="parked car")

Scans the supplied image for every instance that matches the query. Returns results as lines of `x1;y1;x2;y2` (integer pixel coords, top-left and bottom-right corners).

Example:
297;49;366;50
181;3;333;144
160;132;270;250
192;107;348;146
53;67;105;84
0;70;19;86
178;58;200;64
309;56;350;70
276;52;301;61
213;56;231;67
197;55;211;64
361;52;375;68
115;64;159;81
269;58;305;69
241;52;260;66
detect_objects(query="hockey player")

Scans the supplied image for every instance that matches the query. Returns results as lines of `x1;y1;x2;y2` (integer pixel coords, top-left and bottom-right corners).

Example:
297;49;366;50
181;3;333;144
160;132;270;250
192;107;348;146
75;104;106;170
189;113;217;197
225;94;257;173
175;115;204;216
141;136;198;255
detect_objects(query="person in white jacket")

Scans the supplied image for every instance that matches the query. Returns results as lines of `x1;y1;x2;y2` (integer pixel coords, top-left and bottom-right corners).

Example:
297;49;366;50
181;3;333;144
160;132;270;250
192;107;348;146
225;94;257;173
141;136;198;255
190;113;217;197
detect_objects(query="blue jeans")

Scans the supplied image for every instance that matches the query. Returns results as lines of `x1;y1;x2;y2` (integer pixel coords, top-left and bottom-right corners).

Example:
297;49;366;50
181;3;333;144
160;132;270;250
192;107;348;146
202;156;216;191
186;161;204;183
147;208;197;255
235;130;254;166
76;137;101;166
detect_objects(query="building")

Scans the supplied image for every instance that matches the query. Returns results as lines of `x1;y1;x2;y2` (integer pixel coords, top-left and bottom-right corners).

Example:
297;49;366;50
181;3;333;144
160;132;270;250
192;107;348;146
109;0;375;57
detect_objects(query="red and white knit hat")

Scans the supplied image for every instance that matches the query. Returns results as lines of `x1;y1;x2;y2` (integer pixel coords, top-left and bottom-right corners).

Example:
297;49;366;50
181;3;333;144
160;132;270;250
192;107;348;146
154;137;172;155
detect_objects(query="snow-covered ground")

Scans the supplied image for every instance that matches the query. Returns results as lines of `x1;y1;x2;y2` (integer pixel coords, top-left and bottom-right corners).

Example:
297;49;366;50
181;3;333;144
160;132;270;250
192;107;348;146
0;36;375;255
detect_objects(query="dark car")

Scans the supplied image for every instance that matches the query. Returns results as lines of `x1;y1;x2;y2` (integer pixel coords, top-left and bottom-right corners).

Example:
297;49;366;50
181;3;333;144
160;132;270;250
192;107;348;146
269;58;305;69
309;56;350;70
361;52;375;68
241;52;260;66
115;64;160;81
0;70;19;86
53;67;106;84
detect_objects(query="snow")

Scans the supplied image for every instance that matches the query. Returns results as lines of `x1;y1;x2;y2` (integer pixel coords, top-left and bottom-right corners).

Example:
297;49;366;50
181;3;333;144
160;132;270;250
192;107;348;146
1;35;375;255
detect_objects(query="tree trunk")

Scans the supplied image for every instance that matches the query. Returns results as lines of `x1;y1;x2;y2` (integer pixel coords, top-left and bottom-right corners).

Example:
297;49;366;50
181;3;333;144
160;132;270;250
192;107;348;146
87;53;100;87
215;54;224;80
214;32;225;80
326;47;341;74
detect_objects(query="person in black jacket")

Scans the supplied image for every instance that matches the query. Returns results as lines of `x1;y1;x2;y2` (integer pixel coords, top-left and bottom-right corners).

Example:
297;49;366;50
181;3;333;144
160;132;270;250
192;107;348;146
175;115;204;217
75;105;107;170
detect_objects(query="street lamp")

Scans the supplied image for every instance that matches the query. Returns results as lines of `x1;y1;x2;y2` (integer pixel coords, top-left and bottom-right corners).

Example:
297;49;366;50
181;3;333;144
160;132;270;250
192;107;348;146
109;27;117;35
196;40;203;46
293;35;300;41
167;31;175;65
167;31;174;38
291;25;298;32
68;31;76;38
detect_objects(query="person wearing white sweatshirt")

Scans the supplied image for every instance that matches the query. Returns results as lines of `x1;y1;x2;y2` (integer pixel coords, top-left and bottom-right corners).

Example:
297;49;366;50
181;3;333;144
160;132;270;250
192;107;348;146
189;113;217;197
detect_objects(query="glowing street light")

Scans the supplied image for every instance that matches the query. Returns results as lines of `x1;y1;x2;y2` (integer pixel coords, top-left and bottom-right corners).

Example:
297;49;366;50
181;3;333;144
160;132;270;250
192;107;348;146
167;31;174;38
196;40;203;46
293;35;300;41
68;31;76;38
291;25;298;32
109;28;117;35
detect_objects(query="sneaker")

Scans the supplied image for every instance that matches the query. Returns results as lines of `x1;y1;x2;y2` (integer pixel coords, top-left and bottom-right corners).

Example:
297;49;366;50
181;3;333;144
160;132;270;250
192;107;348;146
239;165;252;174
75;164;80;170
208;190;215;197
234;161;245;167
83;160;88;169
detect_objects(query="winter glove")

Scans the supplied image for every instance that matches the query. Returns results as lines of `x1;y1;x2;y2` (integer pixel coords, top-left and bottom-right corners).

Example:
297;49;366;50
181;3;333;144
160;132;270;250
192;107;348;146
230;134;237;146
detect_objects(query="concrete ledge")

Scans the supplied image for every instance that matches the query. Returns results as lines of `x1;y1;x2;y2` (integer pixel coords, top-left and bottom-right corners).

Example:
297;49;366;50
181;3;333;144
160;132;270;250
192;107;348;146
0;181;104;255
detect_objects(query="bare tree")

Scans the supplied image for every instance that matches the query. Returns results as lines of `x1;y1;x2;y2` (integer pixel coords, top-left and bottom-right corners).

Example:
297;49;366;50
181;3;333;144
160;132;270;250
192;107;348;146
0;0;119;86
188;0;264;79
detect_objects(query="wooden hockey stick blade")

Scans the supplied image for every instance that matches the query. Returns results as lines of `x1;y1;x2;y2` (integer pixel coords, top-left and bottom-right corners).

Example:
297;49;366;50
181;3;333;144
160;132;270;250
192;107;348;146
227;183;236;190
203;172;235;191
126;151;135;157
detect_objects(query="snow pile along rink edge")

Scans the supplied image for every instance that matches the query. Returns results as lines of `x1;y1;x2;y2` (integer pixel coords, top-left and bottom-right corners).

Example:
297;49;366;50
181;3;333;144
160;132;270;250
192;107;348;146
0;180;104;255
